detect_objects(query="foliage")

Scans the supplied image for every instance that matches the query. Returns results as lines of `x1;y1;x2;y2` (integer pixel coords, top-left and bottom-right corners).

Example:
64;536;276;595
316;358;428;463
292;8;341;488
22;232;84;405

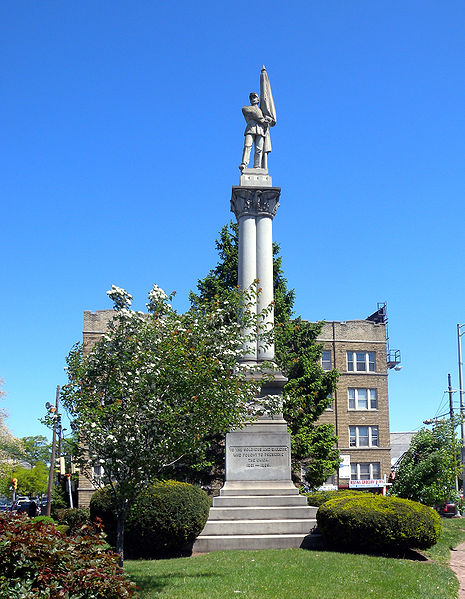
303;489;369;507
89;485;117;545
62;283;278;562
190;221;340;487
0;463;49;497
0;512;136;598
19;435;51;467
317;494;442;553
31;516;54;525
55;507;91;534
50;484;68;518
91;481;210;558
391;420;460;506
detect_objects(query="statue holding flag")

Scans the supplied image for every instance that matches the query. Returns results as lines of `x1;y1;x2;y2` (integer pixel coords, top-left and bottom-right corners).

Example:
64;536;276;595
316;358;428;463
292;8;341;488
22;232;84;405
239;65;276;171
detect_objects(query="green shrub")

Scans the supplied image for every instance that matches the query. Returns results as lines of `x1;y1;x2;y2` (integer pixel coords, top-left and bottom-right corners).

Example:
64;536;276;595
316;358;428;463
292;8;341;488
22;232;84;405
0;512;136;598
304;489;369;507
31;515;54;525
317;494;442;553
55;507;91;534
89;486;118;546
90;480;211;558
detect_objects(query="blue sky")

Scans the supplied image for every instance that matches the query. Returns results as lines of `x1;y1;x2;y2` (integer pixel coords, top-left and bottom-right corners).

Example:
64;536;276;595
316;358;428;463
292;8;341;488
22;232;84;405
1;1;464;441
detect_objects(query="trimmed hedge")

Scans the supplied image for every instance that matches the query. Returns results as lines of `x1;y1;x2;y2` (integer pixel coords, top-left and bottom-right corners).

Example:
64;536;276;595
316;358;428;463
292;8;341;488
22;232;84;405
0;512;136;598
304;489;369;507
55;508;91;535
317;494;442;552
90;480;211;558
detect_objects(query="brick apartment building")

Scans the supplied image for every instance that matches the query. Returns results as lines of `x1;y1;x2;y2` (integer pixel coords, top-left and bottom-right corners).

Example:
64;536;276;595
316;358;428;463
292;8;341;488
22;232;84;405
316;304;400;491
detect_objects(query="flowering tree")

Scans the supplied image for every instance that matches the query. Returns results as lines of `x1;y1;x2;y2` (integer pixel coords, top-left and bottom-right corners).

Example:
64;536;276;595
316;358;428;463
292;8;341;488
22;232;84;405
0;380;24;481
61;284;277;563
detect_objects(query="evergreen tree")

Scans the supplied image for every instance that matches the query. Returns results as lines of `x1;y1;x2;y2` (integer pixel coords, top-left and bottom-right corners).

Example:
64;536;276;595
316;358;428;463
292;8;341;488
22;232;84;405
190;221;340;488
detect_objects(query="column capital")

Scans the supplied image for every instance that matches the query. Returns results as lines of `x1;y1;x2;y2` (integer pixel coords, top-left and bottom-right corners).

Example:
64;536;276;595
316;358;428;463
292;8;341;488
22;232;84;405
231;187;281;220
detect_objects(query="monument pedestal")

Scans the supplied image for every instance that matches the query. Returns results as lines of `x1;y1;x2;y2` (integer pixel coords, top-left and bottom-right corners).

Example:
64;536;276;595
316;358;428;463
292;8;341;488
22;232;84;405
193;376;317;553
193;416;317;552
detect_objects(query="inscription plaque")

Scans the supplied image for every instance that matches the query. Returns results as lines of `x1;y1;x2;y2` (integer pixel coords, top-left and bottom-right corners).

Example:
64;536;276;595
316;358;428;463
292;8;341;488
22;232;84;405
225;432;292;481
229;446;288;468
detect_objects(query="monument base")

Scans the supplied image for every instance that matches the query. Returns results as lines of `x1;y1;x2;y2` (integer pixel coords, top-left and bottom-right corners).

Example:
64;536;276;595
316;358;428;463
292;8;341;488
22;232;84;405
193;414;317;552
239;167;273;188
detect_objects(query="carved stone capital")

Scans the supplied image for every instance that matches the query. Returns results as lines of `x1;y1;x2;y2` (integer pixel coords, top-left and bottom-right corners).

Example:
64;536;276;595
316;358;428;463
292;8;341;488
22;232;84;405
231;186;281;220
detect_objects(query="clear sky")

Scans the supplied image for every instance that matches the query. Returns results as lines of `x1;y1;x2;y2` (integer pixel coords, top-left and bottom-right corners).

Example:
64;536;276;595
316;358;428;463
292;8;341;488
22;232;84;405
2;1;464;441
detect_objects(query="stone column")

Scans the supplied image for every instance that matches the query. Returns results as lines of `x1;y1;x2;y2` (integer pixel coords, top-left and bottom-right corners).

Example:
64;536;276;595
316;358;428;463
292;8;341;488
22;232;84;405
238;214;257;361
256;213;274;361
231;179;280;363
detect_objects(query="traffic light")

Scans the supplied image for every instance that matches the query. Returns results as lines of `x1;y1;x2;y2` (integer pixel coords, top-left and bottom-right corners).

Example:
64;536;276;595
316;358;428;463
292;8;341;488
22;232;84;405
12;478;17;490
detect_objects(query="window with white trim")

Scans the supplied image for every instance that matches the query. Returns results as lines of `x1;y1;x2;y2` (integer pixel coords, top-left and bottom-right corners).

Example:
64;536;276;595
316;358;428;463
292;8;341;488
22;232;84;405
321;350;332;371
351;462;381;480
348;388;378;410
349;425;379;447
347;351;376;372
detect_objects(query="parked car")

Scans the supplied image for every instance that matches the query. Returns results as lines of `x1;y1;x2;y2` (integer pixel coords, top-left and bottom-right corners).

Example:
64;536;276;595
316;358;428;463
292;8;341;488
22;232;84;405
16;501;32;514
437;500;457;517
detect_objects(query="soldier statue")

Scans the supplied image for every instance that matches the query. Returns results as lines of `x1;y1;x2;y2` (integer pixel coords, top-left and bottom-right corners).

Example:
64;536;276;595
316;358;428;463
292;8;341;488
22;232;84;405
239;66;276;172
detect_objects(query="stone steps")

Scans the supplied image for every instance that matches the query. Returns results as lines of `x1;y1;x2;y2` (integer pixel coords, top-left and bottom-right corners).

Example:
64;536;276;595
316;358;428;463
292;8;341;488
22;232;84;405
219;481;298;496
202;517;315;536
208;506;316;520
213;494;309;507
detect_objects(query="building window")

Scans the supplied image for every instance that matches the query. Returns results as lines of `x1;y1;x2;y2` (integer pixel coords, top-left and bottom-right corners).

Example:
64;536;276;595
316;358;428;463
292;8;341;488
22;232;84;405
348;388;378;410
325;394;334;411
351;462;381;480
347;351;376;372
321;350;332;371
349;425;379;447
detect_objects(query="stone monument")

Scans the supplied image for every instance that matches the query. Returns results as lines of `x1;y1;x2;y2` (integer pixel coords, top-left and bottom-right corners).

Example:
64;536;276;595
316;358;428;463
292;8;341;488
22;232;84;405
194;67;316;552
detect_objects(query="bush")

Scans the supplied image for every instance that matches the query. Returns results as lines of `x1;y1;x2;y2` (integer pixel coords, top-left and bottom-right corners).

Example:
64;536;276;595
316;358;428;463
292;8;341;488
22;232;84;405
317;494;442;553
89;486;118;546
0;512;136;598
90;480;211;558
31;515;55;524
55;507;91;534
303;489;369;507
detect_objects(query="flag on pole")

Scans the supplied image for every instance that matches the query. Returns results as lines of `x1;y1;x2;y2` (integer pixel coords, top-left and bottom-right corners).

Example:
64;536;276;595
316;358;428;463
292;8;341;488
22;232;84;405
260;65;276;156
260;65;276;124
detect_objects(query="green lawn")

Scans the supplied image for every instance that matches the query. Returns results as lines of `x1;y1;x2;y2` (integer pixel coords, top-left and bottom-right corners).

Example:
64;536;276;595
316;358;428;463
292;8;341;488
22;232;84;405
125;519;464;599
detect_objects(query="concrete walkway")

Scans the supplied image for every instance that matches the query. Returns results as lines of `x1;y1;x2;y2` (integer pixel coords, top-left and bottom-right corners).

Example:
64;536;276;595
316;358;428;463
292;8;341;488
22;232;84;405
449;542;465;599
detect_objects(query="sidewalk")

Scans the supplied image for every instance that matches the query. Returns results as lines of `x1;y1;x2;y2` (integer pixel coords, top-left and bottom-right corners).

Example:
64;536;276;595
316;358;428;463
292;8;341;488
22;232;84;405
450;541;465;599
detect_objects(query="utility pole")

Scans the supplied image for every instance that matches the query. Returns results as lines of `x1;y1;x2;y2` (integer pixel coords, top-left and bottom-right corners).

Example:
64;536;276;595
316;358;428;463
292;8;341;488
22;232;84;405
448;373;459;493
458;324;465;488
45;386;60;517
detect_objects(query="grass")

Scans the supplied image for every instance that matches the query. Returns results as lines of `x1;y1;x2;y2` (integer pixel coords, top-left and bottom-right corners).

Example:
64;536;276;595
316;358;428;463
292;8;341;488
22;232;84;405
125;519;464;599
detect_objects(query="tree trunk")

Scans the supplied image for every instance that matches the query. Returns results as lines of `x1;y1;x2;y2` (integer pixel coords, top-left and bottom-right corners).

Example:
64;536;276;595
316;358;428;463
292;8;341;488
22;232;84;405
116;511;126;567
